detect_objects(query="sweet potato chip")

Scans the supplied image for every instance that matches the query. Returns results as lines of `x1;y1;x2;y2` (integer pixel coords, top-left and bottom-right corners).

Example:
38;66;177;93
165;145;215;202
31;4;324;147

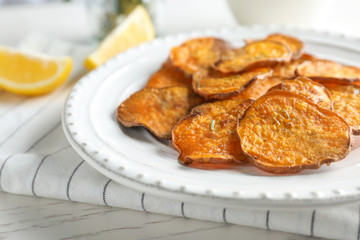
268;77;332;109
172;98;254;167
170;37;231;74
272;53;315;79
145;60;192;88
237;91;352;174
324;83;360;134
233;77;283;100
245;34;304;60
296;59;360;83
117;87;203;139
266;33;304;60
214;40;291;73
192;67;272;100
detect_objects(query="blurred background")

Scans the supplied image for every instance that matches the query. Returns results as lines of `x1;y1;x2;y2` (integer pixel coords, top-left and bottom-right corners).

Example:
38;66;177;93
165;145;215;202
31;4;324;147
0;0;359;46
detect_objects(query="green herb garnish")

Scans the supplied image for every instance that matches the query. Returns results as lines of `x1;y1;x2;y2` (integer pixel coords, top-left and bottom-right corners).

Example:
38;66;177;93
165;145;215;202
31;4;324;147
210;120;215;130
272;116;280;125
282;109;290;119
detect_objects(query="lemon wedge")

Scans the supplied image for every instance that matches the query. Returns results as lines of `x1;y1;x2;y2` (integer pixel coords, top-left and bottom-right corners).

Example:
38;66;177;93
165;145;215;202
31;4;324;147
84;5;155;70
0;45;72;96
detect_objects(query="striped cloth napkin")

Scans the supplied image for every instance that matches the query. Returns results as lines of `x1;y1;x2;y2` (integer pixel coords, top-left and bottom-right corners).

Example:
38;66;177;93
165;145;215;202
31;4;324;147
0;35;359;240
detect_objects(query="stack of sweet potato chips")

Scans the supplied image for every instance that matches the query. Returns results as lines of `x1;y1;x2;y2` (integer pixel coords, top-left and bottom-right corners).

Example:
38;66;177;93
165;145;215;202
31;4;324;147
116;33;360;174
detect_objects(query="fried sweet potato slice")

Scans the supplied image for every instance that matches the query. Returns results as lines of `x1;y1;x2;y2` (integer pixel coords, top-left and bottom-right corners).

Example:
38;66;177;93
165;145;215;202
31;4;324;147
237;91;352;174
172;98;254;167
324;83;360;134
233;77;283;100
272;53;315;79
296;59;360;83
245;34;304;60
266;33;304;60
145;60;192;88
170;37;231;74
214;40;291;73
117;87;203;140
268;77;332;109
192;67;272;100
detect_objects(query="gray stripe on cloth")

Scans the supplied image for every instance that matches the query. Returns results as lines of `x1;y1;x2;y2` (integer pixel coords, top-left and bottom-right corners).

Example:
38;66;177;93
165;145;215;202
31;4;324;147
32;146;71;196
181;202;186;218
66;160;85;200
141;193;147;212
102;179;112;207
266;210;270;231
310;210;316;237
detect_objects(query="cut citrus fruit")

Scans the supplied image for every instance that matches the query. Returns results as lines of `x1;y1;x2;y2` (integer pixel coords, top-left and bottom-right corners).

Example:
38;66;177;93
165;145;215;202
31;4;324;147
0;45;72;96
84;5;155;70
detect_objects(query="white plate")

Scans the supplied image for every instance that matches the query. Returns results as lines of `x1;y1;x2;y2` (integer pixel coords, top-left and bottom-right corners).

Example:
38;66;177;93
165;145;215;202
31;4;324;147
63;25;360;209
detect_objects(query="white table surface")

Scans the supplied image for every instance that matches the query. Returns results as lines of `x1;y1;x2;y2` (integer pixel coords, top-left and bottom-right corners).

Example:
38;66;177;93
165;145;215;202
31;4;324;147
0;1;358;239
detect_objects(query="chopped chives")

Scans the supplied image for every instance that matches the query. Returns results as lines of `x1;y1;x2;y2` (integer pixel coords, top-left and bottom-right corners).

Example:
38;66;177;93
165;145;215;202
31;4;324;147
282;109;290;119
272;116;280;125
210;120;215;130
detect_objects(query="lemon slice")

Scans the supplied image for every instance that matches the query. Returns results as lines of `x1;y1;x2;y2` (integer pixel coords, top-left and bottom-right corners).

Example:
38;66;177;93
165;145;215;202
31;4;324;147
0;46;72;95
84;5;155;70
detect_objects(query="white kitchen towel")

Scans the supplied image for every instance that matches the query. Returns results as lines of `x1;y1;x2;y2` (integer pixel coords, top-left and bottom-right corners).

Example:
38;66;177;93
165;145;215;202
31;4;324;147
0;35;359;240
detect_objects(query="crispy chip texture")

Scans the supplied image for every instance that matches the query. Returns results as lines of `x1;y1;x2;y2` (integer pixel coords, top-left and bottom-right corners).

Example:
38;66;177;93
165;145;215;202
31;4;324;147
172;99;254;167
214;40;291;73
268;77;332;109
237;91;352;174
296;59;360;83
232;77;283;100
115;34;360;174
192;68;272;100
170;37;230;74
266;33;304;59
117;87;203;139
145;60;192;88
324;83;360;134
272;53;315;79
